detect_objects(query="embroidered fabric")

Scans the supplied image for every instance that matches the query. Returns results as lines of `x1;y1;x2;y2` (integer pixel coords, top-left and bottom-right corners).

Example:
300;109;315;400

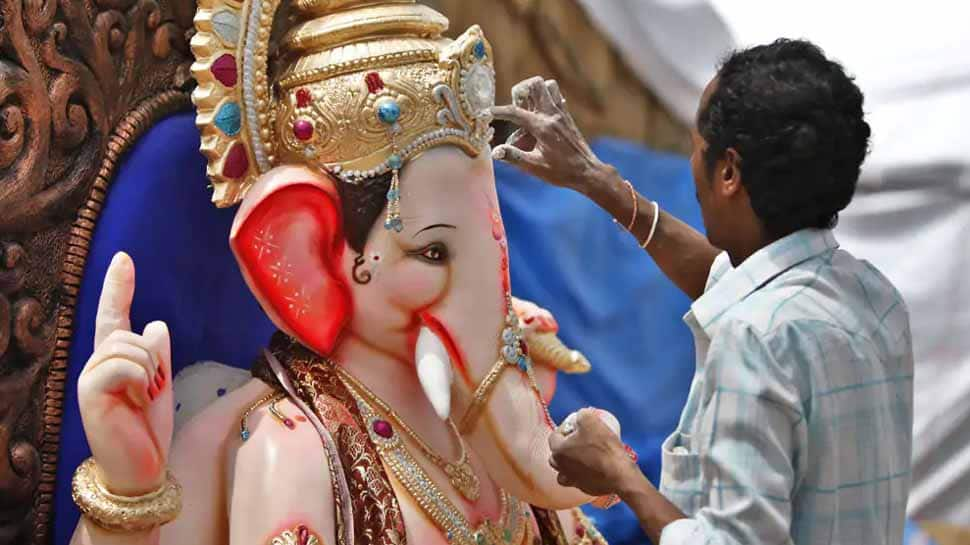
250;332;574;544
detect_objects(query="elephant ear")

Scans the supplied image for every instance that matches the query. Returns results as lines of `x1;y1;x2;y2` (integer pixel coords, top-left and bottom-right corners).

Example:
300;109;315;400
230;166;351;355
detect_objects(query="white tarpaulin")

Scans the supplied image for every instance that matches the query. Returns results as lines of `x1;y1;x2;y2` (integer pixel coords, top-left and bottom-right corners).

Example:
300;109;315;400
576;0;970;525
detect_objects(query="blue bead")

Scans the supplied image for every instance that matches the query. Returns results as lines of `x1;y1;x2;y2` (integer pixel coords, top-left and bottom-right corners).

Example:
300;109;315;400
377;100;401;124
474;40;486;59
217;388;227;397
386;189;399;200
517;356;529;371
240;430;250;441
385;218;404;232
214;101;242;136
388;153;403;169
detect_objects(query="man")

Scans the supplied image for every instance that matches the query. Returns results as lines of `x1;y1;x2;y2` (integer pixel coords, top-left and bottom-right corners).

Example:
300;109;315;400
492;39;914;544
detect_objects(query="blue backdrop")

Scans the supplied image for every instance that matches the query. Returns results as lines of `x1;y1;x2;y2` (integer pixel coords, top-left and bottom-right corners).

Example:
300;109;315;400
52;112;702;545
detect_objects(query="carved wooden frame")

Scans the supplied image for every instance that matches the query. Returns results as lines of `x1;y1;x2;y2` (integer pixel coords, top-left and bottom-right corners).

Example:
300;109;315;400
0;1;195;543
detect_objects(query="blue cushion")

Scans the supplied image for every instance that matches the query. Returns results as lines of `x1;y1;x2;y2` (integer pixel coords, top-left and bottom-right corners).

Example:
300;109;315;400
53;112;700;545
53;112;276;545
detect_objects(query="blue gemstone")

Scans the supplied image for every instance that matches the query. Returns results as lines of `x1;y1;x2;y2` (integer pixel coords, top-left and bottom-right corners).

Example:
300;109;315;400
388;154;403;169
386;189;399;201
240;429;250;441
377;100;401;124
517;356;529;371
176;403;182;412
388;218;404;232
214;102;242;136
474;40;486;59
217;388;227;397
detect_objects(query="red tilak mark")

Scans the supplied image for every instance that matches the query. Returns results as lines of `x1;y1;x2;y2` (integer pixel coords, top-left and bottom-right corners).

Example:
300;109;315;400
419;313;473;388
365;72;384;93
523;316;535;325
283;418;296;430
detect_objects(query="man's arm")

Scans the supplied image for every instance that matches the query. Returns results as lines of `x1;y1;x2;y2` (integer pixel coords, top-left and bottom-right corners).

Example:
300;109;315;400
491;76;719;300
580;161;720;300
550;320;804;544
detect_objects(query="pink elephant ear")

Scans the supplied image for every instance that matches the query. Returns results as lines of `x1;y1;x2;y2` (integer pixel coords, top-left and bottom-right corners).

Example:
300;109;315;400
230;166;351;355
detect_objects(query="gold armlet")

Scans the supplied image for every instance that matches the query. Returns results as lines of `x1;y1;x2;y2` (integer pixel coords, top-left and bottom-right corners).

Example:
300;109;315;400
71;458;182;533
271;524;323;545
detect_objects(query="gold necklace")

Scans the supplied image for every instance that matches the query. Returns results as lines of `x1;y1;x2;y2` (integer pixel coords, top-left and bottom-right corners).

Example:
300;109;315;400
336;366;481;501
339;370;532;545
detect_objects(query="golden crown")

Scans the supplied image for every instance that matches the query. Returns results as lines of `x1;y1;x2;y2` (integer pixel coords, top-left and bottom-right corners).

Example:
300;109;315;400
191;0;496;209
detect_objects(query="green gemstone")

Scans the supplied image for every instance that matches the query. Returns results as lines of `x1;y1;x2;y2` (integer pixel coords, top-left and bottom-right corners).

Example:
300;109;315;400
475;532;486;545
504;529;512;542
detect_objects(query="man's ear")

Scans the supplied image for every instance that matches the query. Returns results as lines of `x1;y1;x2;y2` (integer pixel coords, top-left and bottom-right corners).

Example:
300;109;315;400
230;166;351;355
719;148;743;197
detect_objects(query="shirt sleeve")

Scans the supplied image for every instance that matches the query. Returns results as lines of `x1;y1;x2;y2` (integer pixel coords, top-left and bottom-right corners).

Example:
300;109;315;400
661;320;807;545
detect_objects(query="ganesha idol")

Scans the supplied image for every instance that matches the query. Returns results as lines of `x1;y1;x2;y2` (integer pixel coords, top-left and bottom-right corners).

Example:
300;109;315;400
69;1;620;544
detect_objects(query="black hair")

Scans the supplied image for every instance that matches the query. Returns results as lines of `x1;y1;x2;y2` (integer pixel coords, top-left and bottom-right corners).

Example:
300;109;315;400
698;38;871;238
335;171;394;253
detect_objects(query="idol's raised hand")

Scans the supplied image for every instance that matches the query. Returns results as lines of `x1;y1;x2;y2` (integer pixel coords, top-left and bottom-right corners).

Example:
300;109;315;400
491;76;612;194
77;252;174;496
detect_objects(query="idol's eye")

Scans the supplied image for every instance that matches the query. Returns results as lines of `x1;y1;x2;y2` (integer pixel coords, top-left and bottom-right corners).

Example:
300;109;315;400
408;242;449;265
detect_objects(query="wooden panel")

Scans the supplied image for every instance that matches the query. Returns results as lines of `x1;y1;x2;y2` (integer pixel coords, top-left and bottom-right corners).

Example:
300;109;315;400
0;0;195;542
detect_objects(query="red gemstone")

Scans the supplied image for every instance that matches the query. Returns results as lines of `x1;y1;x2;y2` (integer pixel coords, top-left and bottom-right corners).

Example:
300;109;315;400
211;53;238;87
293;119;314;141
519;339;529;357
297;525;309;545
372;419;393;438
365;71;385;93
283;418;295;430
575;525;586;538
222;142;249;178
295;88;312;107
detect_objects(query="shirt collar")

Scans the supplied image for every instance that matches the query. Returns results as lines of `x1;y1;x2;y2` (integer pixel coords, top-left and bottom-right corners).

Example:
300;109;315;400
690;229;839;334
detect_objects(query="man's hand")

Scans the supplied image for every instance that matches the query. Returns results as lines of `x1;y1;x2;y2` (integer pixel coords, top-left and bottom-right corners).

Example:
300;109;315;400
492;77;615;194
548;408;638;497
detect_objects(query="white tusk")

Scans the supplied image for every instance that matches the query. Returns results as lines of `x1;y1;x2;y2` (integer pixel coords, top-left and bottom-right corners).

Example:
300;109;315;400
415;327;454;420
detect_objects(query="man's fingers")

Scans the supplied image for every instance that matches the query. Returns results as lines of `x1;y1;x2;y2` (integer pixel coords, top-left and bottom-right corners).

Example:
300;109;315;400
491;105;543;134
527;77;560;114
492;145;544;169
94;252;135;349
511;76;545;109
548;427;567;452
505;128;537;152
545;80;565;108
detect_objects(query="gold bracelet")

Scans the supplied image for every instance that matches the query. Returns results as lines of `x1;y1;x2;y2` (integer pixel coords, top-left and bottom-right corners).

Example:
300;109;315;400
612;180;638;232
72;457;182;533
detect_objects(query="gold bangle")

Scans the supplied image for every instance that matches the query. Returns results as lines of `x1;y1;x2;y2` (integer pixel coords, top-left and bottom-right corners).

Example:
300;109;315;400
72;457;182;533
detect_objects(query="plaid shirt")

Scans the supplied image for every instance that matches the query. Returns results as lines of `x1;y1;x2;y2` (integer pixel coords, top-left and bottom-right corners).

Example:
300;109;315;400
659;229;914;545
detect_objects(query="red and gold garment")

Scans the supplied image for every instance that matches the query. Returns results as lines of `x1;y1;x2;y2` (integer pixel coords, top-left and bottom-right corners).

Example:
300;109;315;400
253;333;573;545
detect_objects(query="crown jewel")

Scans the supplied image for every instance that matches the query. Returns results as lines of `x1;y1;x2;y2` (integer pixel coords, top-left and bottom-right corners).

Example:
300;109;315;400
191;0;496;208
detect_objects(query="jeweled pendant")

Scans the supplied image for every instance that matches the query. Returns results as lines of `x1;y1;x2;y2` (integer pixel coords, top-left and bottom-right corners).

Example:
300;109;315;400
445;460;481;501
